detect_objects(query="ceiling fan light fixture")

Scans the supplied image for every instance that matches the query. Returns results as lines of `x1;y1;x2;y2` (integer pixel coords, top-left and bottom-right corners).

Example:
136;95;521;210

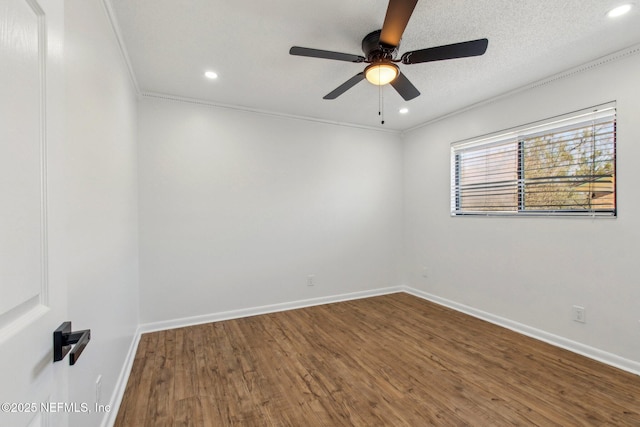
365;62;399;86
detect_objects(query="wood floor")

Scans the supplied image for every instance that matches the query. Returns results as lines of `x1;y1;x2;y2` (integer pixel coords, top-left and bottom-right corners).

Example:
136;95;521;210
114;293;640;426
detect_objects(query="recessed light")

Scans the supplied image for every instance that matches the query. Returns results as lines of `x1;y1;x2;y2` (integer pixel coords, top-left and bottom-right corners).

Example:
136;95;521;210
399;107;409;114
607;4;632;18
204;71;218;79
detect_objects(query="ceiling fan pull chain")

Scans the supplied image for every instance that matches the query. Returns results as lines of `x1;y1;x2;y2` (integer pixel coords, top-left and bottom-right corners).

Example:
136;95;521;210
379;81;385;125
378;84;381;117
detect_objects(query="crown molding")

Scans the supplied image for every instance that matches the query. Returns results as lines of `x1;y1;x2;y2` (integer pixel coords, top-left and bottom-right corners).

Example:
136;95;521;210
100;0;140;94
404;43;640;134
140;91;402;134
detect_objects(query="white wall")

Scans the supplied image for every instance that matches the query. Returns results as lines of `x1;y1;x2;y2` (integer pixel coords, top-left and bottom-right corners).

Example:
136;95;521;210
138;98;404;324
65;1;139;425
403;52;640;366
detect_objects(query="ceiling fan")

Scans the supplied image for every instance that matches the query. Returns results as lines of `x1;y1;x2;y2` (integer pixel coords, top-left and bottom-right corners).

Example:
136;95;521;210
289;0;488;101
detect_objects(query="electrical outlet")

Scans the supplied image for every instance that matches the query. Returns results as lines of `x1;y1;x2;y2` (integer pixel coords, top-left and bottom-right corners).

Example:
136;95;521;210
96;375;102;404
307;275;315;286
572;305;586;323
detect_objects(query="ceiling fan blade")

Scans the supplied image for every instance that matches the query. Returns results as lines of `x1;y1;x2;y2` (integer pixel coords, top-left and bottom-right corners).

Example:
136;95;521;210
379;0;419;47
401;38;489;64
290;46;365;63
323;73;365;99
390;72;420;101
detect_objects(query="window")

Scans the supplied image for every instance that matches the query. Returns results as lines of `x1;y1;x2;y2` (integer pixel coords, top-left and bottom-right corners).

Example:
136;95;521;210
451;103;616;217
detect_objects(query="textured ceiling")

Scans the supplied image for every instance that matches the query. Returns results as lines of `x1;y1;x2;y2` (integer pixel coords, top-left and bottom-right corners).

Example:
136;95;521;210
109;0;640;131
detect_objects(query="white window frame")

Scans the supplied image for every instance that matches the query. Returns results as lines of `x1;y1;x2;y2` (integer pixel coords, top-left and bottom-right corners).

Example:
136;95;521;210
450;102;617;217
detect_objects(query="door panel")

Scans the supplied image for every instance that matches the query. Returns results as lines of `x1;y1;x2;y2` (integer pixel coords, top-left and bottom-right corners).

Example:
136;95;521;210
0;0;67;425
0;0;45;323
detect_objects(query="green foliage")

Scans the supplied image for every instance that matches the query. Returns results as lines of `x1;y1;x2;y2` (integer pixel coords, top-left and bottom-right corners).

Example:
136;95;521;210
522;122;615;211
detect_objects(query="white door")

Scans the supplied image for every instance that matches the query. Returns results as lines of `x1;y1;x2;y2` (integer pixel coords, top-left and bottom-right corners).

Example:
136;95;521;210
0;0;68;426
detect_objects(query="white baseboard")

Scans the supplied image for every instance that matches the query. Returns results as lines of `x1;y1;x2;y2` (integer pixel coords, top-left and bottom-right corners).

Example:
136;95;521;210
101;327;142;427
138;286;404;334
402;286;640;377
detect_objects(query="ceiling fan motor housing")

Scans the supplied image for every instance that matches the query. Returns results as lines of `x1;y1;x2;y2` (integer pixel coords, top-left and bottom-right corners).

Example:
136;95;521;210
362;30;398;63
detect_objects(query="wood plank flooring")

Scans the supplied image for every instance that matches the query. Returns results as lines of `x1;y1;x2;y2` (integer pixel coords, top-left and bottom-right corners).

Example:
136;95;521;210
114;293;640;426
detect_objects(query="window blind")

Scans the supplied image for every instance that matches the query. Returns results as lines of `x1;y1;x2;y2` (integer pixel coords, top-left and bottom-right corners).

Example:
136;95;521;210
451;103;616;217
